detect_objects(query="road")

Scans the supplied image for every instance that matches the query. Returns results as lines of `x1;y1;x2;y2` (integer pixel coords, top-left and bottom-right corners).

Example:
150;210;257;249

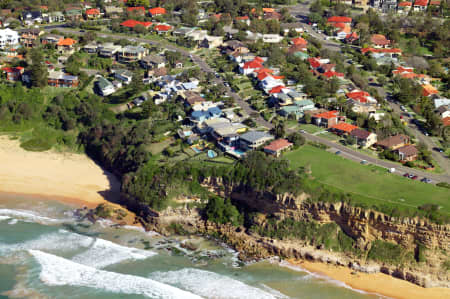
46;26;450;183
386;97;450;174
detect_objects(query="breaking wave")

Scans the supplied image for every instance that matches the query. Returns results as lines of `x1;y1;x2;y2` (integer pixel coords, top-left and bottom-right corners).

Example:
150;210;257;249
150;268;287;299
29;250;201;299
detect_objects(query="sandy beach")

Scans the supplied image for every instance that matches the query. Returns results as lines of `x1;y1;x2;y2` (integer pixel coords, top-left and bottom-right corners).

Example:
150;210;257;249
0;135;139;222
288;259;450;299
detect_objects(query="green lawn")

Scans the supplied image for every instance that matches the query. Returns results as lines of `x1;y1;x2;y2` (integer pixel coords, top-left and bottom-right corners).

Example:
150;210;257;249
284;145;450;214
298;124;324;134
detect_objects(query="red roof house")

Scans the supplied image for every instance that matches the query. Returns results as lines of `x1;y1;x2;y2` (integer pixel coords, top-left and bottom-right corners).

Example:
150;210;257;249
154;24;172;33
85;8;101;18
2;66;24;81
414;0;428;6
120;19;152;28
322;71;344;79
330;123;358;134
370;34;390;48
422;84;438;97
327;16;352;24
442;117;450;127
398;1;412;6
269;85;286;94
149;7;167;16
291;37;308;46
312;110;339;128
345;32;359;43
264;139;293;157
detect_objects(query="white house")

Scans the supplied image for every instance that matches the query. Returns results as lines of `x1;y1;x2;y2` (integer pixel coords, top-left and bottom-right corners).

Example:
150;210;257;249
259;76;284;93
0;28;19;49
113;69;133;85
262;34;283;43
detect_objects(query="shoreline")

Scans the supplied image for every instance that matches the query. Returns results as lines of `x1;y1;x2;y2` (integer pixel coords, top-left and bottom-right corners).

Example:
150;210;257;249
286;259;450;299
0;136;137;226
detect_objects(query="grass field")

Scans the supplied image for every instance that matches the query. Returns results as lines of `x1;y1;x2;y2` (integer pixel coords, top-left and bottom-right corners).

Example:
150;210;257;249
284;145;450;214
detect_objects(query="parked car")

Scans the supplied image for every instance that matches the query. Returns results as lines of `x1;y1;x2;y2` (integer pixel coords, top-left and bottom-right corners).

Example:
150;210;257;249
433;147;444;153
299;129;306;133
411;175;418;180
360;160;368;165
421;178;432;183
335;151;341;155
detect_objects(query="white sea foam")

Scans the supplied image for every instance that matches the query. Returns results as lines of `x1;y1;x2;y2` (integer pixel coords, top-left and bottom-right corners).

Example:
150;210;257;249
0;209;67;224
71;237;157;268
150;268;287;299
0;216;11;221
7;219;18;225
29;250;201;299
0;229;156;268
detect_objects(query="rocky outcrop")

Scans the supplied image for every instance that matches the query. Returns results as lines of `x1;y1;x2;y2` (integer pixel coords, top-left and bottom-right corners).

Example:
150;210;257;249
125;178;450;289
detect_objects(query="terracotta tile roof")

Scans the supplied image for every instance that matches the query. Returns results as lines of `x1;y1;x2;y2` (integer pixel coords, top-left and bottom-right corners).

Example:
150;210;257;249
442;117;450;126
262;8;275;13
154;24;172;32
327;16;352;23
331;122;358;133
308;57;321;68
85;8;100;15
347;90;370;99
370;34;390;46
149;7;166;15
322;71;344;78
361;47;402;54
57;38;77;46
429;0;440;5
422;84;438;96
264;139;292;152
2;66;24;72
235;16;249;20
393;66;414;74
127;6;145;12
414;0;428;6
398;1;412;6
121;19;152;28
254;56;264;63
291;37;308;46
257;71;272;81
269;85;285;94
345;32;359;41
243;60;263;69
288;44;307;54
314;110;338;119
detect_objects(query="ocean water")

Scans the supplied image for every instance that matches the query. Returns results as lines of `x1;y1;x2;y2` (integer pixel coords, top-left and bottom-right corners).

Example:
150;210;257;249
0;194;383;299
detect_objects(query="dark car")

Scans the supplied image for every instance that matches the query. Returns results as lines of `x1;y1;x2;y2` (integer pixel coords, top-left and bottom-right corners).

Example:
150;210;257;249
335;151;341;155
403;173;410;177
433;147;444;153
421;178;432;183
411;175;418;180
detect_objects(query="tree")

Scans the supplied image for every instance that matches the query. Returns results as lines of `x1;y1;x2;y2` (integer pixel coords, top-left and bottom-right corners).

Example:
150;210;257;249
30;49;48;88
304;113;312;124
287;132;305;149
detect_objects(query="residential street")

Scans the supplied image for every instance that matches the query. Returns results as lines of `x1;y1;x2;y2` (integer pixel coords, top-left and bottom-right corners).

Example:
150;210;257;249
48;26;450;184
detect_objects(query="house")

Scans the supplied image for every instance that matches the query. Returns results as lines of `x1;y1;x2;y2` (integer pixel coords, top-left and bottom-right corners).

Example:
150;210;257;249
361;47;402;64
376;134;410;150
370;34;390;48
264;139;293;157
436;105;450;119
200;36;224;49
345;32;359;44
396;145;418;162
82;42;99;53
57;38;77;54
47;71;79;88
397;1;412;13
281;22;304;35
354;0;370;11
2;66;24;81
154;24;172;34
327;16;352;26
104;6;123;16
118;45;148;63
239;131;274;150
172;27;196;37
0;28;19;49
19;28;43;48
413;0;428;11
381;0;398;12
312;110;339;128
98;43;122;57
140;54;165;69
85;8;101;19
278;99;315;119
95;76;115;96
190;107;222;123
434;98;450;109
239;59;263;75
113;69;133;85
442;117;450;127
422;84;438;97
146;67;167;81
262;34;283;43
126;6;146;15
330;123;358;135
350;128;377;148
44;11;65;23
21;11;42;25
65;8;83;20
182;91;205;106
120;19;152;29
148;7;166;17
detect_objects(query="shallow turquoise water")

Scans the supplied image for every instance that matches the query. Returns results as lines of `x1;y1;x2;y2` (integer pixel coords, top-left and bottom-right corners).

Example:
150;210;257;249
0;194;381;298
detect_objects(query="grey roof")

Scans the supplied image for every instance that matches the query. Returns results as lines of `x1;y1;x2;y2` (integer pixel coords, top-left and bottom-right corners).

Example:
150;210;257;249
240;131;273;143
122;45;146;54
96;76;113;89
434;98;450;109
115;69;133;77
48;71;78;81
141;54;165;64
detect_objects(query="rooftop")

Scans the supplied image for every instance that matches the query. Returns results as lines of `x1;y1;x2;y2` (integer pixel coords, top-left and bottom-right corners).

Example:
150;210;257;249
264;139;293;152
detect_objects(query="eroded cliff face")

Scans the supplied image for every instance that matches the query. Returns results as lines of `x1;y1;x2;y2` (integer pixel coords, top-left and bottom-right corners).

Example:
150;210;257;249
125;178;450;288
